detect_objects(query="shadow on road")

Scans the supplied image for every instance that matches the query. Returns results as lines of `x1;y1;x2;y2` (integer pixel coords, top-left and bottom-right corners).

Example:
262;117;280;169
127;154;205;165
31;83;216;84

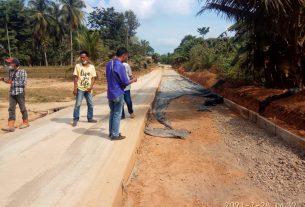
73;127;110;140
51;117;71;125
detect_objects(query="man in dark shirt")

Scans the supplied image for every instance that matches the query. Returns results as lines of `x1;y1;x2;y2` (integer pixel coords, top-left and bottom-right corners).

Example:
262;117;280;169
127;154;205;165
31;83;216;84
106;47;137;140
1;57;29;132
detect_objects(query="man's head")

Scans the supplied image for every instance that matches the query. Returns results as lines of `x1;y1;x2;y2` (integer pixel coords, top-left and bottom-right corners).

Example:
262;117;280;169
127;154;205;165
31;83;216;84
5;57;20;69
79;51;89;65
108;53;116;60
116;47;129;62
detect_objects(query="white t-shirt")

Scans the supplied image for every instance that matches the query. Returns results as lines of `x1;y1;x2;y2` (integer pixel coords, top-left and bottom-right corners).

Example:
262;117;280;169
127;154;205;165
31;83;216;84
123;63;133;91
73;63;97;91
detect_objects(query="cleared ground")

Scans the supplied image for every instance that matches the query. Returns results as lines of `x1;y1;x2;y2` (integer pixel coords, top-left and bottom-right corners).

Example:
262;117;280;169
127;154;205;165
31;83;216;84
123;70;305;207
0;67;151;133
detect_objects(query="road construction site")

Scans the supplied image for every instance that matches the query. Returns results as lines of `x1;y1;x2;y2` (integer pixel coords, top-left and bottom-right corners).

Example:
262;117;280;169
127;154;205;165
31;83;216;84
0;66;304;207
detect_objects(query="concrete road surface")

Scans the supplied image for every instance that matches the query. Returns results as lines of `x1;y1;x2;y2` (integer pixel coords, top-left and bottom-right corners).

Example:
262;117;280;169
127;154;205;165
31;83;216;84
0;67;163;207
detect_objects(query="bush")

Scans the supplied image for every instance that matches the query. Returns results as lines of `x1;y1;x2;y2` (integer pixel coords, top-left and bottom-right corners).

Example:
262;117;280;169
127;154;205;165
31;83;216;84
184;44;216;71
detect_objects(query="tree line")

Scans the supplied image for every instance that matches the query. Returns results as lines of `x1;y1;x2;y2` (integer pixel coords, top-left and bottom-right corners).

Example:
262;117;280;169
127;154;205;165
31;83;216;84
162;0;305;89
0;0;155;67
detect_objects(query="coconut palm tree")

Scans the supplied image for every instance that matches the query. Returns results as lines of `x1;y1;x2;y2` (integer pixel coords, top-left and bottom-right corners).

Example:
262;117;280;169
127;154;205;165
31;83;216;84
76;30;104;62
49;2;65;43
59;0;85;66
28;0;52;66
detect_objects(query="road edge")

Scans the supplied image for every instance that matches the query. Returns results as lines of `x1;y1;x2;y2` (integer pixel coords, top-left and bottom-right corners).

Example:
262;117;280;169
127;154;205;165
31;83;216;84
112;69;164;207
180;73;305;150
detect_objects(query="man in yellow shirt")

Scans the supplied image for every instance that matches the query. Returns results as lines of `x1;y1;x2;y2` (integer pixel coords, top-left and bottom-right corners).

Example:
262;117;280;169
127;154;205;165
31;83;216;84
72;51;97;127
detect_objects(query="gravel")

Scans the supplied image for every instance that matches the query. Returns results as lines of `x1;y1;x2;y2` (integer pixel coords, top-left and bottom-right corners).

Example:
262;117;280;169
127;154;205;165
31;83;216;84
213;105;305;205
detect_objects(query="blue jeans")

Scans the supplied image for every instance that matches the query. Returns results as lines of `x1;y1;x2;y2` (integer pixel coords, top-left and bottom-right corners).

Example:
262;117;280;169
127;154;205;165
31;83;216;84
73;89;94;121
108;94;124;137
122;90;134;118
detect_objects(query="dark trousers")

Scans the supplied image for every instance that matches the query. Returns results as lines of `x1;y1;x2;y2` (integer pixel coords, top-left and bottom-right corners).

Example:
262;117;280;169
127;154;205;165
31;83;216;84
9;93;28;121
122;90;134;118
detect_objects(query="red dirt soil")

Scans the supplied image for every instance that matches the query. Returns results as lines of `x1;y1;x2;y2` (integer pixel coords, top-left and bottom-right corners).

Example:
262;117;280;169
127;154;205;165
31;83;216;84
123;96;271;206
178;68;305;137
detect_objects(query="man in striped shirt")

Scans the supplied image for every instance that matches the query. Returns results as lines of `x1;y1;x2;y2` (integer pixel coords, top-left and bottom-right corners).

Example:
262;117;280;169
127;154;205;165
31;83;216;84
1;57;29;132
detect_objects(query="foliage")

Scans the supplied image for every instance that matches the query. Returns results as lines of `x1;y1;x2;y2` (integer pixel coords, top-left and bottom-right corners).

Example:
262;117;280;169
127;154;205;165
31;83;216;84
76;30;105;62
198;0;305;88
0;1;155;70
162;0;305;89
197;27;210;38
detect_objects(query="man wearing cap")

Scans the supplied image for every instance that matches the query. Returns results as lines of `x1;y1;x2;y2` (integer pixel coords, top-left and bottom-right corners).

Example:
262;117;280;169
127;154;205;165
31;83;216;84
0;57;29;132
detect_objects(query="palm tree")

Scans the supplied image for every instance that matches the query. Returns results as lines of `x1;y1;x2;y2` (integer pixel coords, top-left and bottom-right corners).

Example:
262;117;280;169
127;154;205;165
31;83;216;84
60;0;85;66
76;30;104;62
198;0;305;88
140;40;150;56
49;2;65;43
28;0;52;66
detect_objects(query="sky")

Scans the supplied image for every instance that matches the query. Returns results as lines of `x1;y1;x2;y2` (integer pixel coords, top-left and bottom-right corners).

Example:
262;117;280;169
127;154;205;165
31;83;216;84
84;0;233;54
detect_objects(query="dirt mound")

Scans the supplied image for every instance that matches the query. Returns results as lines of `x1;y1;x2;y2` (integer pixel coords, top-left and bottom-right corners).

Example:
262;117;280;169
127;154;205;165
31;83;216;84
215;85;285;112
179;69;305;137
263;91;305;134
178;67;218;88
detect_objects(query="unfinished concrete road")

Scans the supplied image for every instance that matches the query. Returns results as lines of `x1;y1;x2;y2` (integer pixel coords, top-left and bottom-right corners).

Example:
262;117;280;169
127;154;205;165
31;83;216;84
0;67;163;207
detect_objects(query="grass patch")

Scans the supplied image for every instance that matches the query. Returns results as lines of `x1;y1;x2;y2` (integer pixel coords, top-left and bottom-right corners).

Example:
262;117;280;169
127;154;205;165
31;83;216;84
0;65;152;104
0;66;73;79
26;88;74;103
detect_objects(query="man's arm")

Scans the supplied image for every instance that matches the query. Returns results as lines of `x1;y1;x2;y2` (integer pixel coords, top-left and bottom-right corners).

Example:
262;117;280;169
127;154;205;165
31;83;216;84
73;65;79;95
87;66;97;92
127;64;133;78
2;79;12;84
117;64;134;87
87;77;95;92
1;71;12;84
129;76;137;84
73;76;78;95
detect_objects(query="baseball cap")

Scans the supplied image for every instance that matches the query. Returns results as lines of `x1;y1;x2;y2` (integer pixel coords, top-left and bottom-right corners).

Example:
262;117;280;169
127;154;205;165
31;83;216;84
5;57;20;66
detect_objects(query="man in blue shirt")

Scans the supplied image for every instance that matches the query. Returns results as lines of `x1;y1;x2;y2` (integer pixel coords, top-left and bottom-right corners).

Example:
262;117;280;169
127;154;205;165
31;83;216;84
106;47;137;140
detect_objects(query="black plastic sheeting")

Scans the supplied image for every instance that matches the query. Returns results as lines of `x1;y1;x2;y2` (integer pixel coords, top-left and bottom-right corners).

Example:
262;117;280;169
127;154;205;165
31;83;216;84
144;74;223;139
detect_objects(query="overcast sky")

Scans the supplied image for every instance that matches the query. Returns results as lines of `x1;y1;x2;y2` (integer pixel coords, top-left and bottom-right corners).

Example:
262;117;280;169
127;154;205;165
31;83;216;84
85;0;233;54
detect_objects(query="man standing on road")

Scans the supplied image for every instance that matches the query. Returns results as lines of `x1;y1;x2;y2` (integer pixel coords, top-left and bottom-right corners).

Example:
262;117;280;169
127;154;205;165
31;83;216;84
1;57;29;132
72;51;97;127
106;47;137;140
121;62;135;119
